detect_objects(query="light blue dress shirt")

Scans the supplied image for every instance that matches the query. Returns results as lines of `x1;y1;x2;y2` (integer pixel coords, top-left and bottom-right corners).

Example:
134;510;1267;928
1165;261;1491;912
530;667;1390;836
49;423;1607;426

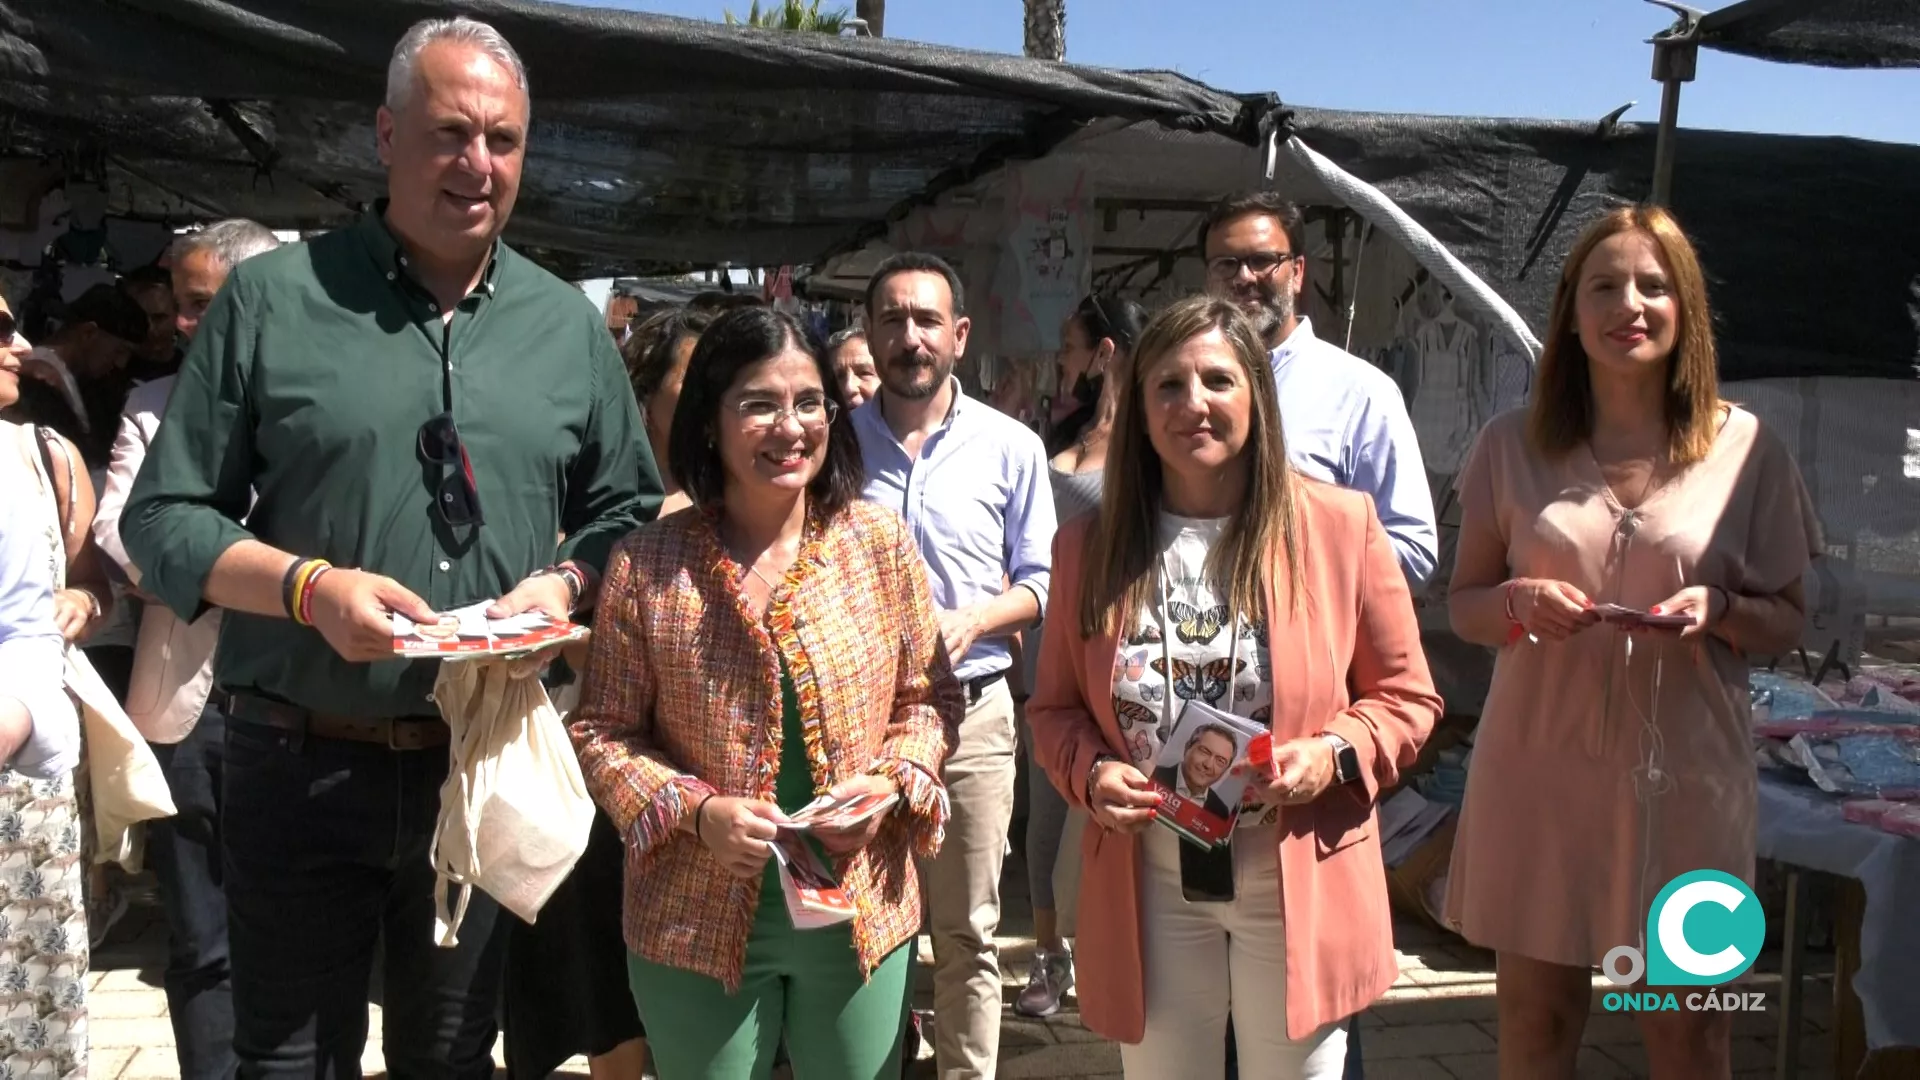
0;502;81;778
854;380;1056;683
1270;317;1439;586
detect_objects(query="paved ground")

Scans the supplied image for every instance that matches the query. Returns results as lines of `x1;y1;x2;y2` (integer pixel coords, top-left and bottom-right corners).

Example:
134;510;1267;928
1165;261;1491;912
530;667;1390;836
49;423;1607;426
88;858;1837;1080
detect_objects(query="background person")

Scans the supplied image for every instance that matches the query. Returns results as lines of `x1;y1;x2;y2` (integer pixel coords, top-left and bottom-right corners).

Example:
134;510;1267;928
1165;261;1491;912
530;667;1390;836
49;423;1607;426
1200;193;1437;587
827;326;880;408
622;308;715;517
0;298;100;1077
571;307;962;1078
1029;296;1439;1080
1016;290;1144;1021
4;283;149;471
118;264;183;383
1445;205;1820;1080
91;217;281;1080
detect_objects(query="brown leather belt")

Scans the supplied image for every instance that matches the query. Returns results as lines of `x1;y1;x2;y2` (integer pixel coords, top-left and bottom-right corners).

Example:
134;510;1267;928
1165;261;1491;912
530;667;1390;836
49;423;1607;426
219;691;450;751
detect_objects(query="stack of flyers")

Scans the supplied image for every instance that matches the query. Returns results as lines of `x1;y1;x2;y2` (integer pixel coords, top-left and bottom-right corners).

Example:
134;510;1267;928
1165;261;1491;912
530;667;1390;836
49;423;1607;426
768;832;856;929
784;790;900;831
391;600;588;660
1147;699;1269;849
766;789;900;929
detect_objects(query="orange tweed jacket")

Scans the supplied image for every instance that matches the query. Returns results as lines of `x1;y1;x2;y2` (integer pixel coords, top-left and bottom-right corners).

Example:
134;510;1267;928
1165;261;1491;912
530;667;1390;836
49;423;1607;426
571;500;963;987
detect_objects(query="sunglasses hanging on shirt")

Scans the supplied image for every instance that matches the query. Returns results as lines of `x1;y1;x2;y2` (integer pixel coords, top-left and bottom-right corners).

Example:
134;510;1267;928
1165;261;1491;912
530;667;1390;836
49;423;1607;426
418;411;485;528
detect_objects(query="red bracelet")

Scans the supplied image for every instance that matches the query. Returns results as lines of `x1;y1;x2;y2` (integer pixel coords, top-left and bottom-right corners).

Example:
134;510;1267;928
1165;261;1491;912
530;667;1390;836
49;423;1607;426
1504;580;1526;645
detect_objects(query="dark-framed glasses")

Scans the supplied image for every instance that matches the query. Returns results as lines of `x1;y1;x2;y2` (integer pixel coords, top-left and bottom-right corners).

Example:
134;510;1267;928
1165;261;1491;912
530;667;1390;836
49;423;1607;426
418;412;485;527
1205;252;1299;281
735;396;839;433
0;311;16;344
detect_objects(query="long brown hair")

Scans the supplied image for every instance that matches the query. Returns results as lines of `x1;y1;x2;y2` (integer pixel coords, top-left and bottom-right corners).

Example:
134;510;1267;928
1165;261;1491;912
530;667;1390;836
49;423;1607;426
1528;204;1722;463
1077;295;1302;638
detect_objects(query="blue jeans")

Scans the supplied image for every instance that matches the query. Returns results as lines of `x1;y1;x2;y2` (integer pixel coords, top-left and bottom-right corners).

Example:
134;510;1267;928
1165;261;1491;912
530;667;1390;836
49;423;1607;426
147;706;236;1080
222;717;508;1078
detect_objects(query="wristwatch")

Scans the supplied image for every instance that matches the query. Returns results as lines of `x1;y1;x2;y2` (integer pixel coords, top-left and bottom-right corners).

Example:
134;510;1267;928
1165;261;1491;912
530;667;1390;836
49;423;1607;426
1321;733;1361;786
532;563;586;612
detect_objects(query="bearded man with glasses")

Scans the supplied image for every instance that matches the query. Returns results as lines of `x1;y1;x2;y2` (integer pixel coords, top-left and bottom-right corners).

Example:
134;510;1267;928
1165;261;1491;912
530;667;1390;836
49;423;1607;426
121;17;658;1077
1200;193;1436;589
1201;193;1438;1080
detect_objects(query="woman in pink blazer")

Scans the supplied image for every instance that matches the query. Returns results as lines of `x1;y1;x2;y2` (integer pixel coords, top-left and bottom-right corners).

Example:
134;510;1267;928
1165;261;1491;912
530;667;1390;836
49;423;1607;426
1028;295;1441;1080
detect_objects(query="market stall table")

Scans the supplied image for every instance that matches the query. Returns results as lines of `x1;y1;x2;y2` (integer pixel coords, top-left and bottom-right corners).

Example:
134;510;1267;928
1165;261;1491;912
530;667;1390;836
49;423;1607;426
1757;772;1920;1080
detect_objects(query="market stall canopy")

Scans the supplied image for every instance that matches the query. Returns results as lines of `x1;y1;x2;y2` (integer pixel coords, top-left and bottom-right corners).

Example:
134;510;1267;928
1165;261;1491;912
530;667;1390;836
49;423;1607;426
1697;0;1920;68
826;106;1920;382
0;0;1266;278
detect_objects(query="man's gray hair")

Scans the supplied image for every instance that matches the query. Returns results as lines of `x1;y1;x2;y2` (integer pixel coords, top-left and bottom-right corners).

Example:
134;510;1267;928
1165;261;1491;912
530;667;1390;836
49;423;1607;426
385;17;529;114
171;219;281;271
825;327;867;355
1185;722;1238;753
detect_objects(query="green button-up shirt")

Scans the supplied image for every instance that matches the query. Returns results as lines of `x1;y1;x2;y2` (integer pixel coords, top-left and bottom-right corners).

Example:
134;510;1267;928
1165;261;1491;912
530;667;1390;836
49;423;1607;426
123;205;661;717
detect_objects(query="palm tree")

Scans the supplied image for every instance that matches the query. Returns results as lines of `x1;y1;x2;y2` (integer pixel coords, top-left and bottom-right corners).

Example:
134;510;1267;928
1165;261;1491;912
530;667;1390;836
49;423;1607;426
723;0;851;33
856;0;884;37
1024;0;1064;61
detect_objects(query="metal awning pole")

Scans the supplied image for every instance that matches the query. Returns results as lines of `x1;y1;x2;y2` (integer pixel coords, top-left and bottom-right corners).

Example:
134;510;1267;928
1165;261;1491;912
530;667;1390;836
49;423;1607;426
1646;0;1704;206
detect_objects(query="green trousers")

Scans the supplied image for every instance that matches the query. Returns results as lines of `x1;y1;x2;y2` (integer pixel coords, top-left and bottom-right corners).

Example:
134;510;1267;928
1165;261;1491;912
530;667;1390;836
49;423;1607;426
627;866;912;1080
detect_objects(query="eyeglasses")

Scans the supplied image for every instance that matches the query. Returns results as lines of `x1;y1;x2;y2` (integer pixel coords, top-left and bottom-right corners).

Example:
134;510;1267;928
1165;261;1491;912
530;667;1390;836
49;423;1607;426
0;311;15;344
735;396;839;432
418;412;485;527
1205;252;1299;281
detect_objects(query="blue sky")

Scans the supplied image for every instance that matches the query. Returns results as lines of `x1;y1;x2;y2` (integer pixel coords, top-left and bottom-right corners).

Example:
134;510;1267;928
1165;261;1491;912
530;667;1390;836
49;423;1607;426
584;0;1917;145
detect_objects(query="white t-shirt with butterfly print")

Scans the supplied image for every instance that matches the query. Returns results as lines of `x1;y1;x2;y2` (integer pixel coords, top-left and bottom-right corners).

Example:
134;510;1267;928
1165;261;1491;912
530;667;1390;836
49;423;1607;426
1110;512;1280;831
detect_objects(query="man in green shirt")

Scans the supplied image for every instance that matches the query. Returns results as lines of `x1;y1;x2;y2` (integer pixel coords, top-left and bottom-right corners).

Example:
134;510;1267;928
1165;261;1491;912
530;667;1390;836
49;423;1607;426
122;16;660;1078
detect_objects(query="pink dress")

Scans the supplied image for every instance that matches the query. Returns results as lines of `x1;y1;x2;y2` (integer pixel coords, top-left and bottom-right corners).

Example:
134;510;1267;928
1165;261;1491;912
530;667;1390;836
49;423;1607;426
1444;406;1821;967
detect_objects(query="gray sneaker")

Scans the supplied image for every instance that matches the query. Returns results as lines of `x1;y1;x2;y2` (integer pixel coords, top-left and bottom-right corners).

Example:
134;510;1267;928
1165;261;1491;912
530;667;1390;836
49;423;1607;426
1014;947;1074;1018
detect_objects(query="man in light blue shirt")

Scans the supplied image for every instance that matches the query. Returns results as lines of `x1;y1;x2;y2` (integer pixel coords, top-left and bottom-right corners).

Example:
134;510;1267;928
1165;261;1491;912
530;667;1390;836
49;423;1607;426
1201;193;1439;587
853;252;1055;1080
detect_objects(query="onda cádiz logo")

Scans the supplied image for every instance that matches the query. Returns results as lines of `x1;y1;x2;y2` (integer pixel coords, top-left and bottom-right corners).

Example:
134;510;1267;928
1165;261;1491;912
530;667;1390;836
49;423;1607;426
1601;870;1768;1014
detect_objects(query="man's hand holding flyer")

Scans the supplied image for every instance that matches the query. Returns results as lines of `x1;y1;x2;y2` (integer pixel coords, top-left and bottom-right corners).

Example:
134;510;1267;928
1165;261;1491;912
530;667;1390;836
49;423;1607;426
392;600;588;659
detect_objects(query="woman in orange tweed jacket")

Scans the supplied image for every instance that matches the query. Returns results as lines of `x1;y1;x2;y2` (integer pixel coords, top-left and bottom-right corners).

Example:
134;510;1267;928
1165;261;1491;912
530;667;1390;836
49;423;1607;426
571;307;964;1079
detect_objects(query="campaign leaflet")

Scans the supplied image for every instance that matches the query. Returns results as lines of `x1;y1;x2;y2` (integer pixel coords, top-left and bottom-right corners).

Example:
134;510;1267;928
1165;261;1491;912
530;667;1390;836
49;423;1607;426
783;790;900;832
768;830;856;929
1148;699;1267;849
1590;603;1696;629
392;600;588;659
763;790;902;930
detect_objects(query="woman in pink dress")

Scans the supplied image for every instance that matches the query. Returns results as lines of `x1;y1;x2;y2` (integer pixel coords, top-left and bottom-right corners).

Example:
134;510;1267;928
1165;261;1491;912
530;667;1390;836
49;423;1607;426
1446;205;1821;1079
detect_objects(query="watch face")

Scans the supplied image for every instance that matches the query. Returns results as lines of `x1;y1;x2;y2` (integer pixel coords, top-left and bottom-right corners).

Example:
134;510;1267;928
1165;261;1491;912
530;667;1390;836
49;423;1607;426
1337;745;1361;784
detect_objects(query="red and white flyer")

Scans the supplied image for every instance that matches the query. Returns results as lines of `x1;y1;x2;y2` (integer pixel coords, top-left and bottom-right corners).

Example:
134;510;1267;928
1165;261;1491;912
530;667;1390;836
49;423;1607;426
782;790;900;832
1148;699;1268;849
391;601;588;659
769;831;856;929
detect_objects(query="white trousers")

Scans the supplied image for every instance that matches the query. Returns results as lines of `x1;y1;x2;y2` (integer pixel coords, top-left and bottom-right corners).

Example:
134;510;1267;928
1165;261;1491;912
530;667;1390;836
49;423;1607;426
1121;825;1349;1080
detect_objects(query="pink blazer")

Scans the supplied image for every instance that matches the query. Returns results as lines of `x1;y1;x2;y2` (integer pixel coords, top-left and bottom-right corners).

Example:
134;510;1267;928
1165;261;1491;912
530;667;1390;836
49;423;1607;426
1028;480;1442;1042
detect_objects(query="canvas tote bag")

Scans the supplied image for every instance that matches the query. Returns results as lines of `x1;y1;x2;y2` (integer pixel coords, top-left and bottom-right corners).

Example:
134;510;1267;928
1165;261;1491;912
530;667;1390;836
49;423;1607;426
428;659;595;947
